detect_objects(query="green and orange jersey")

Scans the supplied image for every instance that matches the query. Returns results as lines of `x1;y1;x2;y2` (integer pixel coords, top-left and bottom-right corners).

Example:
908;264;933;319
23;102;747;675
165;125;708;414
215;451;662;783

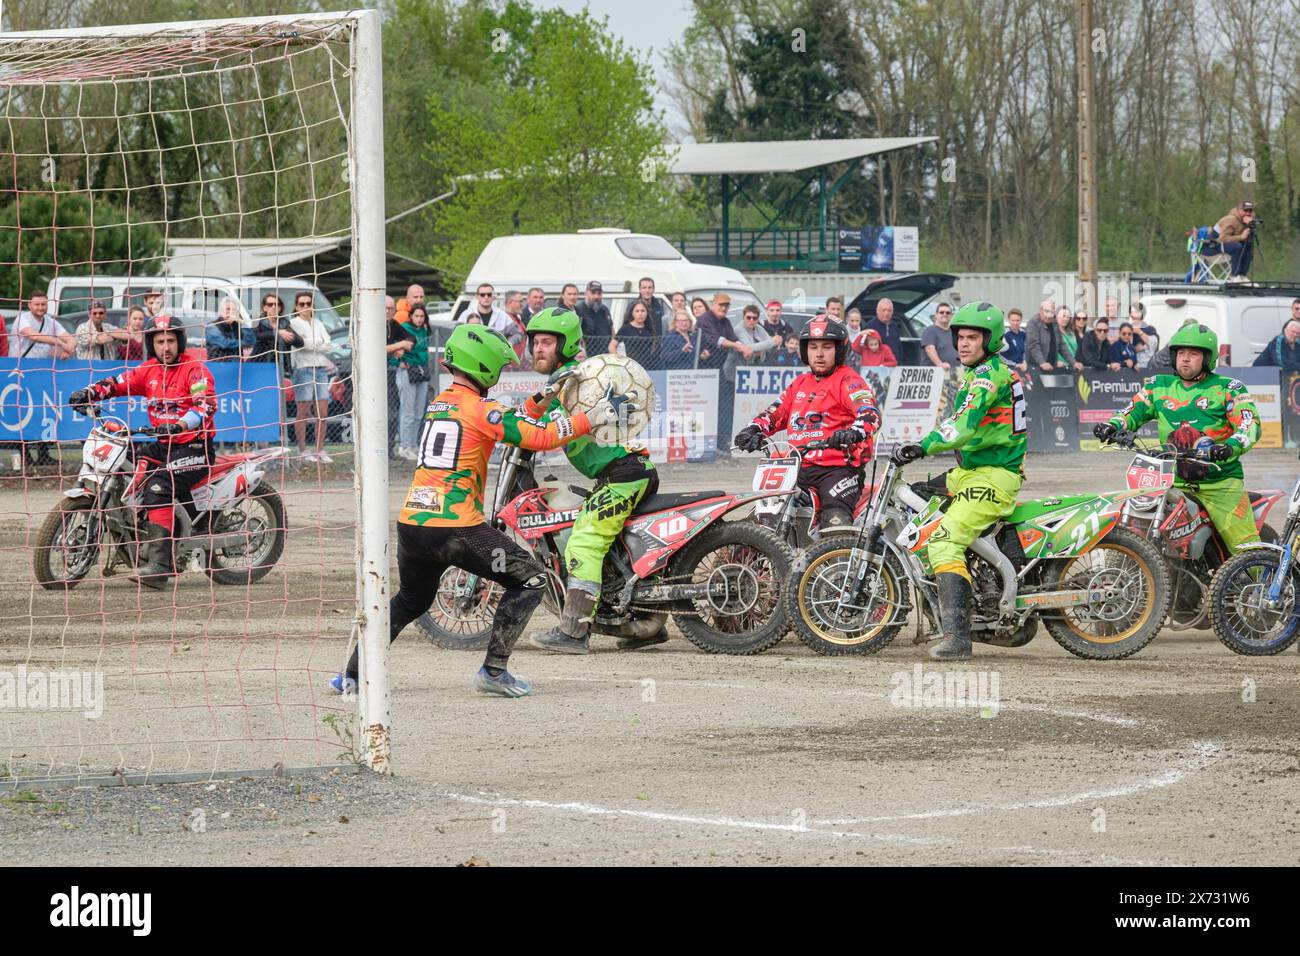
919;355;1027;474
1107;372;1260;481
398;382;591;527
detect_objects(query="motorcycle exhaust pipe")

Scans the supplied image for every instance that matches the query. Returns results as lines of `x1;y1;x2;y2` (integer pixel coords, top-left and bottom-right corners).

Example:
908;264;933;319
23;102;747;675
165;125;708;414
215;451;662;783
592;613;667;639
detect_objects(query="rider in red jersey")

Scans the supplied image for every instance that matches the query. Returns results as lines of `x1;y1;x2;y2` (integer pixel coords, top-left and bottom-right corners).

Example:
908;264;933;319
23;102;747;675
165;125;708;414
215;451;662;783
70;315;217;588
734;316;881;528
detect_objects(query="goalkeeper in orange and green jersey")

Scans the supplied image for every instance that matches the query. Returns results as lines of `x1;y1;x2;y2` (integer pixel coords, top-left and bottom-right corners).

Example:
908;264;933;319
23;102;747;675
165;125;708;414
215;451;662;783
1094;321;1261;554
329;324;635;699
889;302;1029;662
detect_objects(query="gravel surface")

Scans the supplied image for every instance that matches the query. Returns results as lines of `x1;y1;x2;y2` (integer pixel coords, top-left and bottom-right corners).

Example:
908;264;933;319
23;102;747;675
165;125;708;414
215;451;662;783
2;449;1299;865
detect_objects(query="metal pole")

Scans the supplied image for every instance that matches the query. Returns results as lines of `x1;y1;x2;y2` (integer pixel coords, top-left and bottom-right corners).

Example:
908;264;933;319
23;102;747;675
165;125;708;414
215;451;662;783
721;174;731;266
1077;0;1099;317
349;9;391;774
818;167;827;253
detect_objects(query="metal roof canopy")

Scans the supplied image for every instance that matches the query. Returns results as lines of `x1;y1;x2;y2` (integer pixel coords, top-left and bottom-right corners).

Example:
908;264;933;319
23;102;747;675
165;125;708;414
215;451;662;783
662;137;937;269
166;238;448;299
664;137;936;176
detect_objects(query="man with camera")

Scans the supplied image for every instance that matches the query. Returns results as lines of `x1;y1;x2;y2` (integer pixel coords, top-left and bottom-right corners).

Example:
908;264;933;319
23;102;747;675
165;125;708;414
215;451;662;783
1214;200;1258;281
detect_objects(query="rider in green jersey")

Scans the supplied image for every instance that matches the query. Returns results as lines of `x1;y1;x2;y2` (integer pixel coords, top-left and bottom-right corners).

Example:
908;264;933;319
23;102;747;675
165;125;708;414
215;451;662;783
891;302;1029;661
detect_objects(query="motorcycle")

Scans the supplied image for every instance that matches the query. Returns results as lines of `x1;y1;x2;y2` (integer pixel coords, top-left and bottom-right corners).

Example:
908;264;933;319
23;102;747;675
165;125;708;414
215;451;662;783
1103;430;1283;630
748;439;875;549
416;444;795;655
1205;454;1300;655
32;408;288;589
784;456;1172;659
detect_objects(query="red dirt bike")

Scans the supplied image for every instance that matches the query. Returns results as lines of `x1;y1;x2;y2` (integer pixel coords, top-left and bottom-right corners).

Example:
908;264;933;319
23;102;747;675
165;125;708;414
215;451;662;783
1103;429;1283;630
33;408;288;589
416;444;794;654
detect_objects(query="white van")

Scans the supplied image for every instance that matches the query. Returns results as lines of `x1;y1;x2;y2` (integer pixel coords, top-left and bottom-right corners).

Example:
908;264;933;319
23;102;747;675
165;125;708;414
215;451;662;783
46;275;346;341
446;228;763;326
1139;281;1300;366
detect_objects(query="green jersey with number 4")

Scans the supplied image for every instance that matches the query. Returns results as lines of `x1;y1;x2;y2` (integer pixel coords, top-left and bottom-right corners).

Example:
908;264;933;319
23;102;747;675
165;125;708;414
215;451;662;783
919;355;1027;474
1106;373;1260;481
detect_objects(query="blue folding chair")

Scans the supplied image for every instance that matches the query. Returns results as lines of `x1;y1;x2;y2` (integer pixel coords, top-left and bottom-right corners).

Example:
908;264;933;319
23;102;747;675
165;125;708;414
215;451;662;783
1184;225;1231;283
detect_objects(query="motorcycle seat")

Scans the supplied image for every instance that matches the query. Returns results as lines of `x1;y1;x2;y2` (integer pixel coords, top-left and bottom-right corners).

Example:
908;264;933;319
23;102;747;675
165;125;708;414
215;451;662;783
633;490;725;515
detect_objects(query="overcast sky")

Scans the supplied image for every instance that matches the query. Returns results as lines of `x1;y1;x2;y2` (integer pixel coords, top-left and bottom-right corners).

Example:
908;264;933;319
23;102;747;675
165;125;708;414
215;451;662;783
542;0;696;139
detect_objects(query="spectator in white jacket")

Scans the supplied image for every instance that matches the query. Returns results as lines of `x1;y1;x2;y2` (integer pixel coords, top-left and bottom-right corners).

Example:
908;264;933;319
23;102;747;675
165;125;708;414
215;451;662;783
289;290;336;463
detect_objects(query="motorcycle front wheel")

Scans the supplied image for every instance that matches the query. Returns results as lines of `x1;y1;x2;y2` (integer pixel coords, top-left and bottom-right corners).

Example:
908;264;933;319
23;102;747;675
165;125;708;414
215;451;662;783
1207;550;1300;656
786;536;908;656
33;496;102;590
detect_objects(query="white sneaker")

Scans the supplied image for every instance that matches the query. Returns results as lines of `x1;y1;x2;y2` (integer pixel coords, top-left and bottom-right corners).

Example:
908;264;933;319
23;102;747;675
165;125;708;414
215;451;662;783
399;447;417;461
316;451;334;464
301;450;318;462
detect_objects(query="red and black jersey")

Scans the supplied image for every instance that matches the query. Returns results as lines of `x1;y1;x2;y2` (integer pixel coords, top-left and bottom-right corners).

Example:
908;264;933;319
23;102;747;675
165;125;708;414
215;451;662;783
99;352;217;444
750;365;880;467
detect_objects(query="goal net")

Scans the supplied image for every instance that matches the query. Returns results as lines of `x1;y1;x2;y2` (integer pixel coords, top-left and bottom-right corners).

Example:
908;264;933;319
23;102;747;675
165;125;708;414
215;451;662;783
0;11;391;784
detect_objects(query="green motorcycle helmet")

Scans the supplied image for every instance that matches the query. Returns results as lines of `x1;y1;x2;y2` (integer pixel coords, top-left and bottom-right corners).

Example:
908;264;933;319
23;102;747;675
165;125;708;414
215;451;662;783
441;323;517;391
1168;320;1219;373
949;301;1006;358
525;306;583;361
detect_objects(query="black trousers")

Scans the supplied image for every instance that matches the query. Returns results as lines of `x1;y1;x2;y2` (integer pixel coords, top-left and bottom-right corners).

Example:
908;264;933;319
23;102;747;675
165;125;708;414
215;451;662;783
800;463;863;528
347;522;546;676
133;439;214;514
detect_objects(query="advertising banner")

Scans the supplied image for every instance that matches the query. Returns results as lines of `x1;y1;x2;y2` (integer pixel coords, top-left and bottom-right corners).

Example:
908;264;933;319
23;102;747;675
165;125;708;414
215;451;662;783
1073;367;1282;450
0;358;281;443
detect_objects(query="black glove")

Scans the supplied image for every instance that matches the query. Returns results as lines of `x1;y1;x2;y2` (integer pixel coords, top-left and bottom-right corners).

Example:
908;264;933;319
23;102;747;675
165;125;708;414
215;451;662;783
734;425;765;453
890;443;925;467
68;388;92;412
828;427;865;450
1177;458;1212;483
1093;422;1118;444
147;422;185;437
1205;443;1233;462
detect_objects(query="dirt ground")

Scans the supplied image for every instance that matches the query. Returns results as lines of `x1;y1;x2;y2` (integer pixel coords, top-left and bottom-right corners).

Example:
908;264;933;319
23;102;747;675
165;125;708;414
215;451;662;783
2;448;1298;866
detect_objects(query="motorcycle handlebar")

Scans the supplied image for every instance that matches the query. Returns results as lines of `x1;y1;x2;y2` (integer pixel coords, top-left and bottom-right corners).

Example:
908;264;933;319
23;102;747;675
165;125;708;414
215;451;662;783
1109;430;1222;464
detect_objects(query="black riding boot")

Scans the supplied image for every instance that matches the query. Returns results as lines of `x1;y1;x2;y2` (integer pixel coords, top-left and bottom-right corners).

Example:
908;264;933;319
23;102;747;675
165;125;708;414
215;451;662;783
531;587;595;654
129;522;175;590
931;572;973;661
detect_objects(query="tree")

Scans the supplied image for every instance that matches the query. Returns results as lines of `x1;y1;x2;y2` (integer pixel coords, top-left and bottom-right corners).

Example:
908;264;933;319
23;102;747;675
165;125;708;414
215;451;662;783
0;192;166;299
424;7;690;286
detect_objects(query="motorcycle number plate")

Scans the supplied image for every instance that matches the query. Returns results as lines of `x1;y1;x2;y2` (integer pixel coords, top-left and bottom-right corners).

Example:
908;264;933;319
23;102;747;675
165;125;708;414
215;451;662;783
753;457;798;516
1126;455;1174;492
753;457;798;493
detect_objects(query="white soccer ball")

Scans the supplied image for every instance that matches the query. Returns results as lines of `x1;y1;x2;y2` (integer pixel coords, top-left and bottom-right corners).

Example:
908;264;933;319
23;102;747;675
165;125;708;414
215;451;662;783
560;353;656;445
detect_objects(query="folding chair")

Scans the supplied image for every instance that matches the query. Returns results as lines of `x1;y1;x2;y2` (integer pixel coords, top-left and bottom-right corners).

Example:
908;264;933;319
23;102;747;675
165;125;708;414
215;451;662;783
1184;225;1232;283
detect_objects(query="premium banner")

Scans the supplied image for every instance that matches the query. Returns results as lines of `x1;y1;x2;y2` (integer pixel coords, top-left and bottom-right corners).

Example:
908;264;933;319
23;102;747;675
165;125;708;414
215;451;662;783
1073;367;1283;450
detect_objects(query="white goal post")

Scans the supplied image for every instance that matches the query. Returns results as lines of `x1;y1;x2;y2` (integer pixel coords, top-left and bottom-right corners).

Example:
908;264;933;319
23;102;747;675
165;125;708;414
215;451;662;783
0;10;390;780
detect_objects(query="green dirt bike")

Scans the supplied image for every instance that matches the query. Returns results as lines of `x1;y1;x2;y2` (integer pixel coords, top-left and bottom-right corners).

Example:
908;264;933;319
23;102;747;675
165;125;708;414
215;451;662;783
786;457;1172;659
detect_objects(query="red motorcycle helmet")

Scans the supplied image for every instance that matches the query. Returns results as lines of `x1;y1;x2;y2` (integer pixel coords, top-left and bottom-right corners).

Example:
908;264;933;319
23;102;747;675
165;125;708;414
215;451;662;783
798;314;850;367
144;314;187;361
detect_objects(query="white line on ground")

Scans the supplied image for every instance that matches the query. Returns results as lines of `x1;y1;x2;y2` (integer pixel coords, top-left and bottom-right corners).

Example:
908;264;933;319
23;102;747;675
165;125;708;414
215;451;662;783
816;740;1221;826
436;789;945;847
